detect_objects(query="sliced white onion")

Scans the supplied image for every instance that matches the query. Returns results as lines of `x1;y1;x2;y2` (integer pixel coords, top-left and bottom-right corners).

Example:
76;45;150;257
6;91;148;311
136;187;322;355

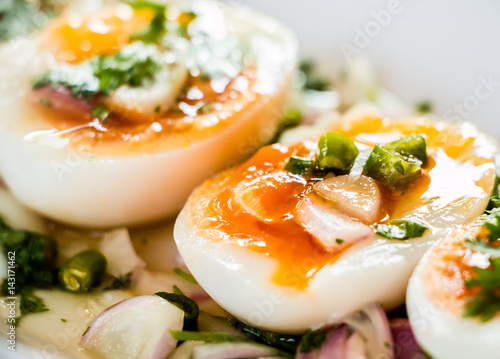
313;175;381;223
295;194;373;252
82;295;184;359
343;303;394;359
98;228;146;279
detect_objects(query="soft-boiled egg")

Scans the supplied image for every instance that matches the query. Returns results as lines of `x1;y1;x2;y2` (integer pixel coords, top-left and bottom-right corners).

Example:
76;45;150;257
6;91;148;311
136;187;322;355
174;112;497;333
0;0;297;228
407;213;500;359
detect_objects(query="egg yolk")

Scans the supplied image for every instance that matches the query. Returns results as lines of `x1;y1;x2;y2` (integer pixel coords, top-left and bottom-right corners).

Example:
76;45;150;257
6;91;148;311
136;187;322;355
43;4;154;64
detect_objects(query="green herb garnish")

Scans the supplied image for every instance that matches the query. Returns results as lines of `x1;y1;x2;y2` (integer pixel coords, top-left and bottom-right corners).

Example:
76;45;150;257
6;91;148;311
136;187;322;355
32;62;99;102
463;258;500;322
465;239;500;258
0;218;58;323
170;330;247;343
224;318;300;354
155;291;199;330
375;219;428;240
33;42;163;102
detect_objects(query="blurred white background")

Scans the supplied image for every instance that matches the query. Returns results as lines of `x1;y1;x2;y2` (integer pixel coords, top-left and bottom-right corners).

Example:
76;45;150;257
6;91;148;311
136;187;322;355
244;0;500;137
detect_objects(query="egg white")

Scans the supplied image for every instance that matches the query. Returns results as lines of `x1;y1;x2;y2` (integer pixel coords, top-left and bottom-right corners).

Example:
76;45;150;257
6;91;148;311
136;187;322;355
0;0;297;228
174;116;497;333
407;227;500;359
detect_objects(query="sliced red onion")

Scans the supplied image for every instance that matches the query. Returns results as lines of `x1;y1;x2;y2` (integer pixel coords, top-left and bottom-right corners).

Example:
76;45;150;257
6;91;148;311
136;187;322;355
296;303;393;359
82;295;184;359
295;195;373;252
390;319;425;359
319;325;350;359
343;303;394;359
33;86;93;118
133;269;209;302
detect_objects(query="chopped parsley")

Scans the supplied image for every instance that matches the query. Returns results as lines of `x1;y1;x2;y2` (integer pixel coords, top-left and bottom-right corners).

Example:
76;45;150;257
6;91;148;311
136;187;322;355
462;209;500;321
375;220;428;240
335;238;344;245
463;258;500;322
33;42;163;102
0;218;58;323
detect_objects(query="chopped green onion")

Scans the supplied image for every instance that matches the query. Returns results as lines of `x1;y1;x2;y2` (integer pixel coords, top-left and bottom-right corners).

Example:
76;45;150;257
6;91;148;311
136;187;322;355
174;267;198;284
317;132;359;173
285;156;313;175
389;134;428;165
170;330;247;343
364;145;422;189
224;318;300;353
58;249;107;292
155;291;199;330
375;220;428;240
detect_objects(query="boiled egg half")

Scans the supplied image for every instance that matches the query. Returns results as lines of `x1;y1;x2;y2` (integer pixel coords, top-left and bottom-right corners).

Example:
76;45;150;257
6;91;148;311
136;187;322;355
175;113;497;333
0;0;297;227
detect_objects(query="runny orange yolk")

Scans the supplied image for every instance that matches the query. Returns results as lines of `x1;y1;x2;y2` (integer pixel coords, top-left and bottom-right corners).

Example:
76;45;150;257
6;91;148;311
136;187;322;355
42;4;154;64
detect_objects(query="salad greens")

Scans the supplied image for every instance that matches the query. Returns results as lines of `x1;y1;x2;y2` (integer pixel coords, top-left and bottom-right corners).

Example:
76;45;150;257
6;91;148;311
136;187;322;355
463;209;500;321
